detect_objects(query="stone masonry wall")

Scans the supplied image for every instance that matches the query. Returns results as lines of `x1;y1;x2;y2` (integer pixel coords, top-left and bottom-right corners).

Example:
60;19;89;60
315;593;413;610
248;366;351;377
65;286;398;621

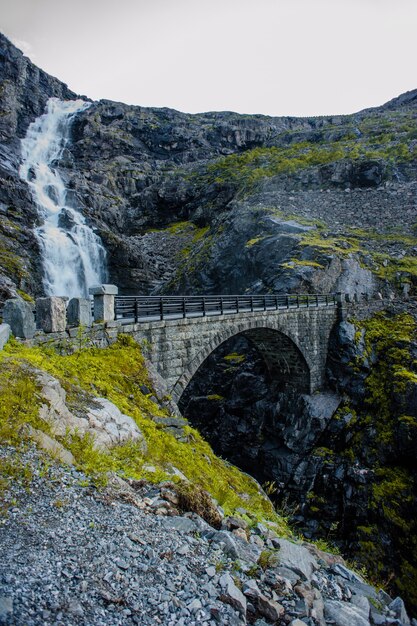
128;307;339;402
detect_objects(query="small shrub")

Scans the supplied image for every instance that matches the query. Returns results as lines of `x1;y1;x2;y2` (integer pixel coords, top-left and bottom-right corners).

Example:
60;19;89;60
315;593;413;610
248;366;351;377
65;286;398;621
174;482;222;528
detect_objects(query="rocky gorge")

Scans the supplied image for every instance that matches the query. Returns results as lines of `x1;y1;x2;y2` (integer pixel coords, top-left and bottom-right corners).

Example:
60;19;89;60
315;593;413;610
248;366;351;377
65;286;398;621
0;31;417;625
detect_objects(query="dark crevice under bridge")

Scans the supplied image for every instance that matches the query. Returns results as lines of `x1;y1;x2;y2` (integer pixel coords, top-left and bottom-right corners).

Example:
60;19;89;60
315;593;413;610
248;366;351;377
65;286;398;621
112;293;342;403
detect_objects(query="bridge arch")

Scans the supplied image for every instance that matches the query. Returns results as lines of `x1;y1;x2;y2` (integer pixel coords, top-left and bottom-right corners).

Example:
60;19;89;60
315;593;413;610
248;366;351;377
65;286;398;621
130;305;339;403
172;319;313;402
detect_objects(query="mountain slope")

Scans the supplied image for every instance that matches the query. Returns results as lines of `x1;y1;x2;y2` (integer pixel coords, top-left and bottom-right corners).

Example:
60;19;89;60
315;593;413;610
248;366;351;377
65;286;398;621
1;32;417;301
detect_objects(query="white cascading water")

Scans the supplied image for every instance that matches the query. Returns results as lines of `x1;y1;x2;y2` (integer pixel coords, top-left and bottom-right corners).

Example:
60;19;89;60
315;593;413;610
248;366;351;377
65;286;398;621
20;97;107;298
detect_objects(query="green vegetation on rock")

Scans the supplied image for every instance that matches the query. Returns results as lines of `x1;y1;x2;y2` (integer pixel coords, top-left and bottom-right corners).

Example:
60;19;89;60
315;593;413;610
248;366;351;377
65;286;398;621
344;313;417;605
205;134;417;189
0;336;288;530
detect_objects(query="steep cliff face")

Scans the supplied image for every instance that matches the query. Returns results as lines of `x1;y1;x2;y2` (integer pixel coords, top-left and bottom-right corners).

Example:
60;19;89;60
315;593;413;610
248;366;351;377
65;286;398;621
60;94;417;298
0;33;78;301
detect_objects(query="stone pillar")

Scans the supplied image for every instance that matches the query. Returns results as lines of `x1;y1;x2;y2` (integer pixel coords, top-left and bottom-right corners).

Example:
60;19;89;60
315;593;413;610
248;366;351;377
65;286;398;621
0;323;11;350
336;291;347;321
36;297;67;333
89;285;118;323
67;298;92;327
2;298;36;339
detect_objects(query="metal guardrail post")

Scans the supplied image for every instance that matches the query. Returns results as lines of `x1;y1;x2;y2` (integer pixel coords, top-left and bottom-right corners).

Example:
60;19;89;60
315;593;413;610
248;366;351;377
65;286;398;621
134;298;139;323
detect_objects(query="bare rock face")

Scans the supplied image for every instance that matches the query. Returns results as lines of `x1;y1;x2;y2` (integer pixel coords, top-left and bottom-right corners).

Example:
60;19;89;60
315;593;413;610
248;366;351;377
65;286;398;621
27;427;76;465
1;33;417;303
273;538;319;582
0;323;11;349
0;33;77;145
36;370;147;452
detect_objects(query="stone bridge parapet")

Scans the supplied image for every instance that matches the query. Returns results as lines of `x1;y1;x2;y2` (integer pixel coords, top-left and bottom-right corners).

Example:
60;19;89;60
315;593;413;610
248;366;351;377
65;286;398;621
1;286;342;402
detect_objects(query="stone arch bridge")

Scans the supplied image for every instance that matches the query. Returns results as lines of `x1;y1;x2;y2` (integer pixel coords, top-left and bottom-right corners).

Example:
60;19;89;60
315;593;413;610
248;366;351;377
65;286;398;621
114;293;342;403
1;290;342;404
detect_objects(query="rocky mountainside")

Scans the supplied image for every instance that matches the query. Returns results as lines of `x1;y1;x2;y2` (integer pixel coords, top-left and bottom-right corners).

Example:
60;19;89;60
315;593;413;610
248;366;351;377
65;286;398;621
0;327;415;626
1;33;416;301
1;444;413;626
1;31;417;622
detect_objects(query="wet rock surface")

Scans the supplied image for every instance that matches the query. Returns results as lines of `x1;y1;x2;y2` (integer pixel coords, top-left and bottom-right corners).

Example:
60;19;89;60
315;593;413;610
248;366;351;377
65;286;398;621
0;445;412;626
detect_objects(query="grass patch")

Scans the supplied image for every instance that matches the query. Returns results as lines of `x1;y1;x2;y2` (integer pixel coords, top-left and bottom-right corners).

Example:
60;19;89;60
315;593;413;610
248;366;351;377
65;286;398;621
281;259;325;270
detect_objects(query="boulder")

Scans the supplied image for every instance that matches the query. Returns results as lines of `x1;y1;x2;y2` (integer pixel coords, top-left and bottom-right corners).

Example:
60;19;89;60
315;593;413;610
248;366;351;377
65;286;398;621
27;427;75;465
219;572;247;616
388;597;410;626
324;600;371;626
67;297;92;327
36;370;147;452
272;538;319;580
36;296;67;333
2;298;35;339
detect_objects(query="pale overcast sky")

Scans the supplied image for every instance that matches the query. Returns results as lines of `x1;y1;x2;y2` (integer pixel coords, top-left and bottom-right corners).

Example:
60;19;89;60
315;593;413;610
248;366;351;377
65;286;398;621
1;0;416;116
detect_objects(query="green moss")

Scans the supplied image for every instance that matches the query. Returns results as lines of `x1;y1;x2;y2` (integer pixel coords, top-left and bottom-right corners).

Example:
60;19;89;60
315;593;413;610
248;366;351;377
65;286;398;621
372;467;414;533
357;313;417;410
357;525;374;536
0;359;46;510
0;455;33;515
299;232;362;256
399;415;417;428
258;549;279;570
312;446;335;459
2;337;288;528
341;312;417;608
0;246;28;280
17;289;34;303
311;537;341;556
281;259;325;270
0;359;46;445
204;133;417;190
245;236;265;248
370;253;417;282
223;353;246;364
207;394;224;401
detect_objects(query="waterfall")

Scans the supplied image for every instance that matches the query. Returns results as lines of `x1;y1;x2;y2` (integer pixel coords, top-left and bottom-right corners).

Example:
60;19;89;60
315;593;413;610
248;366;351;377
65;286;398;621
20;97;107;299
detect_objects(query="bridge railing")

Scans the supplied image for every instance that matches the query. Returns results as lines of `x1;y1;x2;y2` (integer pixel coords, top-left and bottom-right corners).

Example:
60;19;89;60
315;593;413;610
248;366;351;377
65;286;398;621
114;293;338;323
